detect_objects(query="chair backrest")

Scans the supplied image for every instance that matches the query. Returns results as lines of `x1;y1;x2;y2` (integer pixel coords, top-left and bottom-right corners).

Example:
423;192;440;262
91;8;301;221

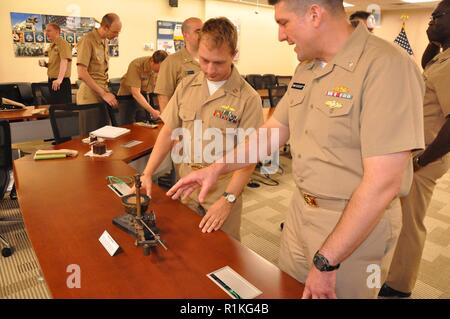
107;95;139;126
262;74;278;89
16;82;34;105
49;103;109;144
269;85;287;108
31;82;51;105
0;84;22;103
245;74;265;90
276;75;292;87
108;82;121;95
109;77;121;84
0;120;12;199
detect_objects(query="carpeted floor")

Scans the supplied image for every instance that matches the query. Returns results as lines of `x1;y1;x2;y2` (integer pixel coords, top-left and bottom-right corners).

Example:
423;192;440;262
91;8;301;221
1;155;449;298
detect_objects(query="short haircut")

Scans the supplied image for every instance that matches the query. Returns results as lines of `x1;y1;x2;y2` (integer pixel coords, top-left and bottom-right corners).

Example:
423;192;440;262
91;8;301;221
349;11;371;21
268;0;345;14
181;17;202;33
101;13;120;27
46;23;61;32
152;50;168;64
199;17;237;55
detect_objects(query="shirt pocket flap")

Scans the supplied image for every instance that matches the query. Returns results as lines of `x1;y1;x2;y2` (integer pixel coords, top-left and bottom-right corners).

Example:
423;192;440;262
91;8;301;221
288;90;306;107
179;108;196;121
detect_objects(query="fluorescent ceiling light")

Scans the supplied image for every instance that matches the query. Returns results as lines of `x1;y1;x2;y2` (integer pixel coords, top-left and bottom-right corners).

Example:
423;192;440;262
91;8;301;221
343;2;355;7
401;0;438;3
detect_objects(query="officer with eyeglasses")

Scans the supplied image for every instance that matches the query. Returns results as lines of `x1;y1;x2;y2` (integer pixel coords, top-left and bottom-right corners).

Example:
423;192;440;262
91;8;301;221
380;0;450;298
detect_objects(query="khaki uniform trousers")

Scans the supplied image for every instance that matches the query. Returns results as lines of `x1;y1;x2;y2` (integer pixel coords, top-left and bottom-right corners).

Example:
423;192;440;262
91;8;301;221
179;164;242;241
279;187;402;298
386;154;450;293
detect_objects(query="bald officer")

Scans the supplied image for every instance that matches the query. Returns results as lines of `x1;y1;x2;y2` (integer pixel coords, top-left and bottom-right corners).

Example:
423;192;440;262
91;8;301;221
154;17;203;112
117;50;168;119
76;13;121;107
380;0;450;298
139;17;263;240
39;23;72;104
166;0;425;299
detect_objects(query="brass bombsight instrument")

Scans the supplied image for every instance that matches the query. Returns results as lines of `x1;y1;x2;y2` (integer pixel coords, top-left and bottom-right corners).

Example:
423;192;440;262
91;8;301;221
112;174;168;255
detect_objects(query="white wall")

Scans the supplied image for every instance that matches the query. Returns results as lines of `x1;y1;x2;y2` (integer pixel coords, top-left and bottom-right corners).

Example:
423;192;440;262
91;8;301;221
205;0;298;76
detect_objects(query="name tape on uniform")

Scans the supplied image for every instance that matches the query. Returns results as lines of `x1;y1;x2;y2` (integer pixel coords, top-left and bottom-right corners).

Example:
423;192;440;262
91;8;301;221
291;82;306;90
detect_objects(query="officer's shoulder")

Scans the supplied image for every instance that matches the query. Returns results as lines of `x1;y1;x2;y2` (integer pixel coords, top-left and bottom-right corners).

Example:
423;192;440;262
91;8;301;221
163;50;183;63
177;72;199;91
132;56;147;65
240;78;260;99
77;31;93;45
365;34;411;64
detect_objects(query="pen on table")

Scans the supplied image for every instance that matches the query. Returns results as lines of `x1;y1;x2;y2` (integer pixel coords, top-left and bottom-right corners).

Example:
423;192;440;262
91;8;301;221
210;273;242;299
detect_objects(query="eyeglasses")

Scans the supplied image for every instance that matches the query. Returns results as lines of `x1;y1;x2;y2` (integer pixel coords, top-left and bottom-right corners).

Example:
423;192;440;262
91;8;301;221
430;12;448;21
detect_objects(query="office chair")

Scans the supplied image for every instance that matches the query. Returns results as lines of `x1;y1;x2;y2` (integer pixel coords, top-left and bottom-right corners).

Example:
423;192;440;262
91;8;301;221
268;85;287;108
16;82;34;105
31;82;51;105
245;74;265;90
262;74;278;89
0;83;22;103
276;75;292;87
107;95;139;126
49;103;109;144
108;78;122;95
0;120;21;257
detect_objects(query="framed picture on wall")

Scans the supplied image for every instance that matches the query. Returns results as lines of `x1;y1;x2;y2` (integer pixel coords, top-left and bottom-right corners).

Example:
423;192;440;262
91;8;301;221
10;11;119;57
157;20;183;54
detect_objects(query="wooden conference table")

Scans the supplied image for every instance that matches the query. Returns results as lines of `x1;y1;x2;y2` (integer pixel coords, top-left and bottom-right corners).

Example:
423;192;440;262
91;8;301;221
0;105;49;121
13;109;303;298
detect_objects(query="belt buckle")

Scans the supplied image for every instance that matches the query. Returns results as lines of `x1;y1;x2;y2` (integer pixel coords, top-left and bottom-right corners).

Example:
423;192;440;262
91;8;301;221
190;163;205;170
303;194;319;208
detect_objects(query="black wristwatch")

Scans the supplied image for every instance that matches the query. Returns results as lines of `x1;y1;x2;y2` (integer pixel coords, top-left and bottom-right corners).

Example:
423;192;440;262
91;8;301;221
313;251;340;272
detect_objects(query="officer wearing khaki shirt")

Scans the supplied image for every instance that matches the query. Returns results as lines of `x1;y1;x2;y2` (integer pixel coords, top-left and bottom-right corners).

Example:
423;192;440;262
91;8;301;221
154;17;203;112
139;17;263;240
38;23;72;104
167;0;425;299
76;13;121;107
381;0;450;298
117;50;168;119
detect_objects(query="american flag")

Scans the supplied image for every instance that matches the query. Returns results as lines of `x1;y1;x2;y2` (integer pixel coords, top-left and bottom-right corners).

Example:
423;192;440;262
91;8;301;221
394;26;414;55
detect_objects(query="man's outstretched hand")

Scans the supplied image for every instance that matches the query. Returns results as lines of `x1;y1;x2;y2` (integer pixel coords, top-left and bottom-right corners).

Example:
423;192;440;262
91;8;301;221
166;165;220;203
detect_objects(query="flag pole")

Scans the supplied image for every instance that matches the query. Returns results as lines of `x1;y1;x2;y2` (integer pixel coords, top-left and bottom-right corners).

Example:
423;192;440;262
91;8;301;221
400;14;409;29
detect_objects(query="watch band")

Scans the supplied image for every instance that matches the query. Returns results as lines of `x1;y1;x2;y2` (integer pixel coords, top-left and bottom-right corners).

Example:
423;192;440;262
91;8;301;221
313;251;340;272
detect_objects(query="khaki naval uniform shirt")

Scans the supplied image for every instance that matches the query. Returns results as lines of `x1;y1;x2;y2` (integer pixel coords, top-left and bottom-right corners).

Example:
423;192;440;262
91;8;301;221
154;47;200;98
117;56;156;96
273;24;425;200
47;37;72;78
76;29;109;105
423;48;450;146
160;66;263;239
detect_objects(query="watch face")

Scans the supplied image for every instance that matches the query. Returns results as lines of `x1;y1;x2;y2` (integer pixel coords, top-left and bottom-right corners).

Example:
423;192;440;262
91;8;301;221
313;254;328;271
228;194;236;202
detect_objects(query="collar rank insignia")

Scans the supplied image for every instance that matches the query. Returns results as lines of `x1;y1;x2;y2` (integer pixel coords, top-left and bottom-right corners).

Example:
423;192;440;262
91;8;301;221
326;86;352;100
325;100;343;109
